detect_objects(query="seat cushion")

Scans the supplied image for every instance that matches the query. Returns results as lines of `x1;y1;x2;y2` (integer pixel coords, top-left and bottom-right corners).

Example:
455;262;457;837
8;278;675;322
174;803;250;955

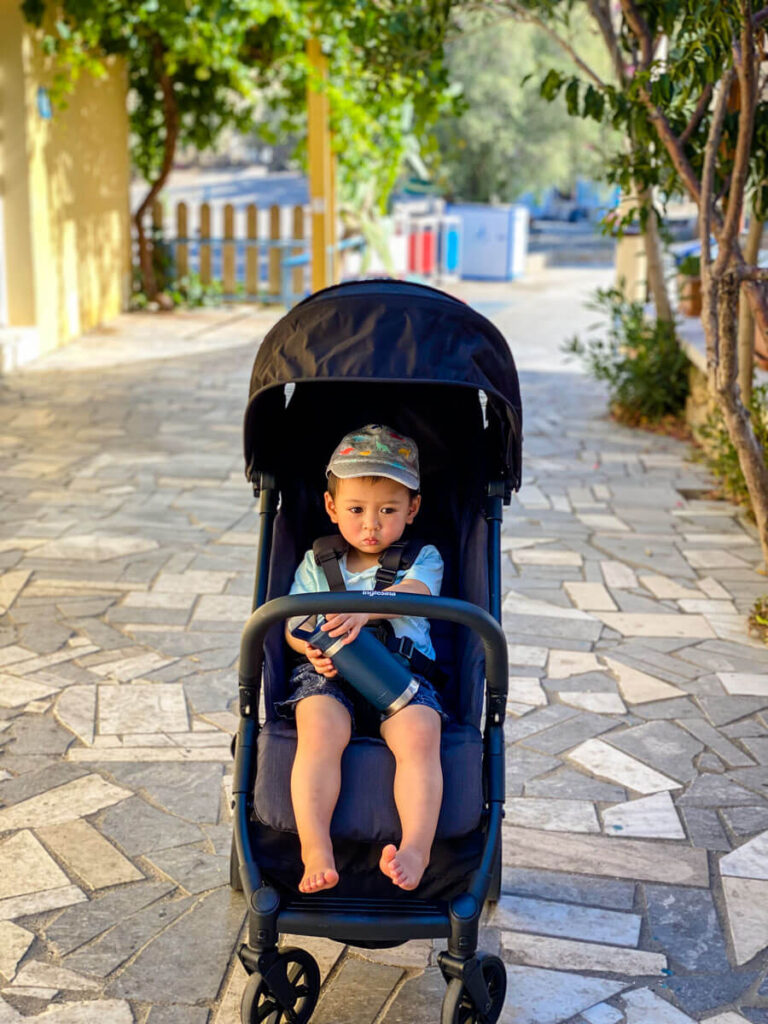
253;720;483;842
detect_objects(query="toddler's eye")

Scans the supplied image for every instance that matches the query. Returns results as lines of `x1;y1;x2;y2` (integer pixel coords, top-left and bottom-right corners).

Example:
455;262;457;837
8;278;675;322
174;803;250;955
381;507;396;514
347;506;363;514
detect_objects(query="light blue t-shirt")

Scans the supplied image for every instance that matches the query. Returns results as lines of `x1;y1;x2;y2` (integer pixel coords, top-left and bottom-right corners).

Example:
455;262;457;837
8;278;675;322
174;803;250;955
289;543;444;659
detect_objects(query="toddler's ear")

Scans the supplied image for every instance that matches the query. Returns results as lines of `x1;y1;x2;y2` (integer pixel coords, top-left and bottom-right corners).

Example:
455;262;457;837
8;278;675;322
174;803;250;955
406;494;422;523
324;491;339;523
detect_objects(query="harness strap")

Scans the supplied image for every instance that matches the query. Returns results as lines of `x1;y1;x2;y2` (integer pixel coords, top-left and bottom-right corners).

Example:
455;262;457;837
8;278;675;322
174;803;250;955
312;535;348;593
312;534;443;679
385;635;446;685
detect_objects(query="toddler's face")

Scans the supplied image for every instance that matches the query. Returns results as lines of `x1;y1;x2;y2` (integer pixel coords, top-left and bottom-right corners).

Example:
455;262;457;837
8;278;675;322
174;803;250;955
324;477;420;559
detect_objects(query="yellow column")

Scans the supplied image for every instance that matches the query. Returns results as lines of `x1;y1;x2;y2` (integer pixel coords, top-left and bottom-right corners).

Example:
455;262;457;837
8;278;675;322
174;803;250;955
307;38;336;292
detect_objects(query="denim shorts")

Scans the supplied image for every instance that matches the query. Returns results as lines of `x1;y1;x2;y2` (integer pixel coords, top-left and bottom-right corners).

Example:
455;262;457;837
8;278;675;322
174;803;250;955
275;659;449;730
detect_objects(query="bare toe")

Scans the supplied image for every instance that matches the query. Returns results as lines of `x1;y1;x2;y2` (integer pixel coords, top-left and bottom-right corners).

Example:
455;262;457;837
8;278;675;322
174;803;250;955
299;853;338;893
386;847;427;890
379;843;398;880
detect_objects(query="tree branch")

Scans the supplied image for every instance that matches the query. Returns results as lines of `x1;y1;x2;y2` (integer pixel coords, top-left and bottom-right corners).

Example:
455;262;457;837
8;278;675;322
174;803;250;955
717;1;758;268
495;1;607;88
679;84;713;145
701;69;734;270
586;0;624;84
620;0;654;70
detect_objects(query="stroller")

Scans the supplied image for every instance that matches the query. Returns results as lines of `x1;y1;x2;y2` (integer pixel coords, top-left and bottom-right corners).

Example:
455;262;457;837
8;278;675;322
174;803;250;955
230;279;522;1024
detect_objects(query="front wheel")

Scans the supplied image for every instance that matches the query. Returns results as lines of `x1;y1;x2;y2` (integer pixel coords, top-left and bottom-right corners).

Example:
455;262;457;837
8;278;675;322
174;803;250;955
441;955;507;1024
240;947;320;1024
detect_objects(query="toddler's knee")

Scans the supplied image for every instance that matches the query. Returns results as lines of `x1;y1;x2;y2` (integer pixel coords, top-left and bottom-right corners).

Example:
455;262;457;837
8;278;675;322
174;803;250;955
389;714;440;760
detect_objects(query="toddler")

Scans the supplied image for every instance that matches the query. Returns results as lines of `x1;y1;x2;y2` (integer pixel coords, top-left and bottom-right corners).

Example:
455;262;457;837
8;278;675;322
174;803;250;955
281;424;445;894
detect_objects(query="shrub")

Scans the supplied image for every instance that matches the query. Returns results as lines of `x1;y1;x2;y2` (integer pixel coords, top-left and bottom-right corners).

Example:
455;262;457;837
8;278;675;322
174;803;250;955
698;383;768;510
677;253;701;277
562;286;690;425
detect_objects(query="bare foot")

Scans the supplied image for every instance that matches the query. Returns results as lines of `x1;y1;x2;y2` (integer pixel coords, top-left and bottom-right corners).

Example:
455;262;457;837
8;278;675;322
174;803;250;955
299;849;339;893
379;843;427;891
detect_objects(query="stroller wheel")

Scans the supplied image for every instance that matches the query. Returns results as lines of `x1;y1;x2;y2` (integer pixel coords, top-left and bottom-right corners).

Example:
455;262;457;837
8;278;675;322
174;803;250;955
441;954;507;1024
240;947;320;1024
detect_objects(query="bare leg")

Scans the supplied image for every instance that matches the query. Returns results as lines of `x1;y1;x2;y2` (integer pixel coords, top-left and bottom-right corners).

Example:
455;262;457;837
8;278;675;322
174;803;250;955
379;705;442;890
292;695;351;893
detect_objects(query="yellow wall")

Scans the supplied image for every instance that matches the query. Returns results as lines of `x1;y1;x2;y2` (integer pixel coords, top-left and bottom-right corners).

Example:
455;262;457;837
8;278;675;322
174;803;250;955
0;3;131;356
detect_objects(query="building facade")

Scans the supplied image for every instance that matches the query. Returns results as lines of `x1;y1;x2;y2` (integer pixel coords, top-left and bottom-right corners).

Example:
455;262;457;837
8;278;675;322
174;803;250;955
0;2;131;370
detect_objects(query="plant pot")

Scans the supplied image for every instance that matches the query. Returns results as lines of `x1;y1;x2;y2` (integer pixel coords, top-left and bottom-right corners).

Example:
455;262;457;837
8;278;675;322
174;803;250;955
678;274;702;317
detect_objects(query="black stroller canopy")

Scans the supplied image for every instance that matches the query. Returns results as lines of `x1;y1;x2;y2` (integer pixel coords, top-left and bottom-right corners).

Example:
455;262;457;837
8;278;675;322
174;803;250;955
244;280;523;492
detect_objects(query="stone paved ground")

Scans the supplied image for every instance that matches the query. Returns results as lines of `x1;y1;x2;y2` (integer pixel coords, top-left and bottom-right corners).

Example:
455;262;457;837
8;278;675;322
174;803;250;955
4;271;768;1023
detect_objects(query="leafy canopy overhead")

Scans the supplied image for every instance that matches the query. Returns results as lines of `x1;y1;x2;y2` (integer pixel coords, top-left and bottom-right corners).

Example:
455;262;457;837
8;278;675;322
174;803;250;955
520;0;768;219
21;0;458;207
433;7;617;203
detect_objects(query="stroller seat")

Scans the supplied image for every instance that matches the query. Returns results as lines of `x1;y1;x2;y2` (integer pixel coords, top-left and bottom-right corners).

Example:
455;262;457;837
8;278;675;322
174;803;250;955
253;718;484;842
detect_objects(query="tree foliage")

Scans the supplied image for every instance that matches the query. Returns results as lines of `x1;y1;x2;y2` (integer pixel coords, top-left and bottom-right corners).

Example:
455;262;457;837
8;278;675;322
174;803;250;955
21;0;458;295
433;9;617;203
515;0;768;565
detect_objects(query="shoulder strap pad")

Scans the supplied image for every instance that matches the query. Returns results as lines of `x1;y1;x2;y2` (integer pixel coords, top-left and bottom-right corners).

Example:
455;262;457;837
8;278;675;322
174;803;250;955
374;537;425;591
313;534;348;592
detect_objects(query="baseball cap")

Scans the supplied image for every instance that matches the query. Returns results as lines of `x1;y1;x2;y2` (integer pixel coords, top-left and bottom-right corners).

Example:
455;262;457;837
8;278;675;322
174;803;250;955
326;424;420;490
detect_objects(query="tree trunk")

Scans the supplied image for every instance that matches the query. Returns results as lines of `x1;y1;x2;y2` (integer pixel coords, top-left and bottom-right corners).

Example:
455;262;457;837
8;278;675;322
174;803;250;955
133;40;179;302
643;203;673;322
708;268;768;567
738;214;764;405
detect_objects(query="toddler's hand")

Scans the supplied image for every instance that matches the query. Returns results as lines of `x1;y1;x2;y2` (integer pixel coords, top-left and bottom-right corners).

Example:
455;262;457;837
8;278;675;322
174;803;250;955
305;643;338;678
322;612;369;645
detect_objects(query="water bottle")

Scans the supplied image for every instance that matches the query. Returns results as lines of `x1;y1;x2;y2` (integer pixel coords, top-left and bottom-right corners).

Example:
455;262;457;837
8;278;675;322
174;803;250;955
288;614;418;716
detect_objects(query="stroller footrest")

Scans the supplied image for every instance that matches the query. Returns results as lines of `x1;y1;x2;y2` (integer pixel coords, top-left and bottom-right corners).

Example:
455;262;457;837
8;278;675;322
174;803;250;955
277;894;450;942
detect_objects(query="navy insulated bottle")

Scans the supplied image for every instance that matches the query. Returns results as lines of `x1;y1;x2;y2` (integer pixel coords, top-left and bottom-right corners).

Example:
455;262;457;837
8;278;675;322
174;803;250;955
289;614;418;716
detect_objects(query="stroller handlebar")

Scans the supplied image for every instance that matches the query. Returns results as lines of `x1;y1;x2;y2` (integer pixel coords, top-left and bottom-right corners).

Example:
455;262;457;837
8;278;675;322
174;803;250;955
238;593;508;702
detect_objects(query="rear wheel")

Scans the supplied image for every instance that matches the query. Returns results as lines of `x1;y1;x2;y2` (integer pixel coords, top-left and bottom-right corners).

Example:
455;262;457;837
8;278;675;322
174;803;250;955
441;955;507;1024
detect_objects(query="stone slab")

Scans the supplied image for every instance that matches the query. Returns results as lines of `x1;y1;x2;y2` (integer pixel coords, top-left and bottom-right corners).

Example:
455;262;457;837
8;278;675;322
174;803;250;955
501;930;667;974
380;966;444;1024
0;922;33;982
644;885;730;972
101;762;223;823
501;867;635;910
605;721;703;783
598;613;715;638
0;831;70;900
719;828;768;879
0;885;86;922
604;658;685;703
558;691;627;715
620;987;695;1023
500;965;626;1024
98;683;189;734
501;825;709;885
504;798;600;834
145;845;228;895
98;796;203;855
37;819;142;890
721;875;768;964
0;774;131;831
489;894;640;946
524;767;626;802
45;881;175;956
602;791;685;839
567;738;682;794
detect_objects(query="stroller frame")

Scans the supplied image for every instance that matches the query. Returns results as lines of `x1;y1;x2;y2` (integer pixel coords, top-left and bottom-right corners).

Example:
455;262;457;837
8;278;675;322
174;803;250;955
230;469;509;1023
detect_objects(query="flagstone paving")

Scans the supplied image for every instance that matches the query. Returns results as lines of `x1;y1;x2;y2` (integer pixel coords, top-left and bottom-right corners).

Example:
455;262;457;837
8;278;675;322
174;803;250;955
5;282;768;1022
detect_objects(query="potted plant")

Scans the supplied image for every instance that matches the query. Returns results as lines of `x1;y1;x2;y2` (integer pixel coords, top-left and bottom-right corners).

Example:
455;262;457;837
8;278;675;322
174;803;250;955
677;253;702;316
